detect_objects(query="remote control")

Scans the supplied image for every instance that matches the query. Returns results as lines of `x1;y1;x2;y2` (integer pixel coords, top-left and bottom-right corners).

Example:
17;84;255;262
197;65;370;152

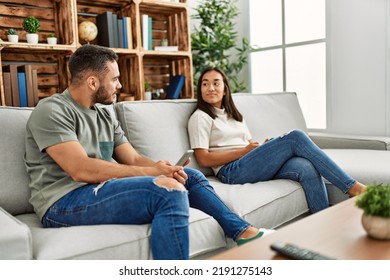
270;241;335;260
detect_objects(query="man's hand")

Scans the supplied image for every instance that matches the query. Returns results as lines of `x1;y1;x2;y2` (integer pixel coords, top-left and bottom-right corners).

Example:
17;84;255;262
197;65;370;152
154;161;188;185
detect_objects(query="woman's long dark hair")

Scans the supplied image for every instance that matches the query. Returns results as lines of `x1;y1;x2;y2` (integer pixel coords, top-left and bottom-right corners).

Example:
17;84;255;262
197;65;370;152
195;67;243;121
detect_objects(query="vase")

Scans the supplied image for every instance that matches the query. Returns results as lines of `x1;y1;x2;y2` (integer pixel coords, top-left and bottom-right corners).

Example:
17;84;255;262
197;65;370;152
361;214;390;240
47;37;57;45
26;33;39;44
7;34;19;43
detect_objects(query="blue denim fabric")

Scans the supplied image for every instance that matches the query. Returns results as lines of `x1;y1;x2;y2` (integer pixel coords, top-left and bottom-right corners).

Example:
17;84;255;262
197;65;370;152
217;129;356;213
42;170;250;259
42;176;190;260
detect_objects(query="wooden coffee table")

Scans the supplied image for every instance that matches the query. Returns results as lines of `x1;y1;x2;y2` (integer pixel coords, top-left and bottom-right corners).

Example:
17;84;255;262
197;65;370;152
211;198;390;260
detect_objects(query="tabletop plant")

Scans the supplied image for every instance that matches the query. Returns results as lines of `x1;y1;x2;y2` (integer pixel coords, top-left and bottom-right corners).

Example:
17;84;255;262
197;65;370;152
22;16;40;34
7;28;17;35
355;184;390;217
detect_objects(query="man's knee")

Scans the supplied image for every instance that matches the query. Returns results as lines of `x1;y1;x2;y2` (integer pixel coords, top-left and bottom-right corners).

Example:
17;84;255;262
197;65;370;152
155;177;186;191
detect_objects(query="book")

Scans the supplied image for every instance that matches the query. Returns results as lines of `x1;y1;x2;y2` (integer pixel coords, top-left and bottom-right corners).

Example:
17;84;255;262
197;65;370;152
118;18;124;48
154;46;178;52
122;17;128;48
31;69;39;106
17;71;27;107
96;11;115;48
166;75;185;99
2;72;12;106
112;13;119;48
148;16;153;50
23;64;39;107
142;14;149;50
2;65;20;106
125;16;133;49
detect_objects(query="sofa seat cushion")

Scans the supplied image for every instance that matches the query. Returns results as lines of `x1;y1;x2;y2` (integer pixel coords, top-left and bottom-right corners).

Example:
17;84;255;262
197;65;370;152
323;149;390;204
16;208;226;260
208;177;309;229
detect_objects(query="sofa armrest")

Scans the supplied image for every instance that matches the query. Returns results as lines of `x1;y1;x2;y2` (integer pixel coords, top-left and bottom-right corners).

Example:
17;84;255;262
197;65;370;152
309;132;390;151
0;207;32;259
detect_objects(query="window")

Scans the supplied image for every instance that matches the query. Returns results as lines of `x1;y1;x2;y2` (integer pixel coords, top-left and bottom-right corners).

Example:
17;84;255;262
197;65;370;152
249;0;326;129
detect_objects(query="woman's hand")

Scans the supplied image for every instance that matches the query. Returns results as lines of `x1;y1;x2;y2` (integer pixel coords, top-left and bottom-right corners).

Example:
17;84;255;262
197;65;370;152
244;141;260;155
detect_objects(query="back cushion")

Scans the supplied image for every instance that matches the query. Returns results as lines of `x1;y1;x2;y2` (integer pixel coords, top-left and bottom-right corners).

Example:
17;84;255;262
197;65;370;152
114;92;307;177
233;92;308;142
114;99;213;176
0;107;34;215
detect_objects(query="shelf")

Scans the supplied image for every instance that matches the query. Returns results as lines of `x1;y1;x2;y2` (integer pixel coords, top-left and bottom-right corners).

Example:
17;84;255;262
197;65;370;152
0;0;193;106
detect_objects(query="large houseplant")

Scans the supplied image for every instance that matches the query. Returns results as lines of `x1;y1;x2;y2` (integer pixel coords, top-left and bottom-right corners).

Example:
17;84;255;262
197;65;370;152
22;16;40;44
191;0;251;93
355;184;390;239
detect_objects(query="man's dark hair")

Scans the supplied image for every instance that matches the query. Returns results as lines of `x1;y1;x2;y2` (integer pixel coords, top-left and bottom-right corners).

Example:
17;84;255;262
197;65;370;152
68;44;118;85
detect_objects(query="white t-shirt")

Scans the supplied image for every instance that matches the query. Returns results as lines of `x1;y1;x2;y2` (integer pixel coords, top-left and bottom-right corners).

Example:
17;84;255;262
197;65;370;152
188;107;252;174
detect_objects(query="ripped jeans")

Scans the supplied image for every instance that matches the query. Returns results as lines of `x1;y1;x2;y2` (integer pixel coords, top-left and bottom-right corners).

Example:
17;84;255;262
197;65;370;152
42;169;250;260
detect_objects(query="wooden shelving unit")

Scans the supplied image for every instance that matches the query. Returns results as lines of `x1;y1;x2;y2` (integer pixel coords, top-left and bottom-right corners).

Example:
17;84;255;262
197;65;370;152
0;0;193;106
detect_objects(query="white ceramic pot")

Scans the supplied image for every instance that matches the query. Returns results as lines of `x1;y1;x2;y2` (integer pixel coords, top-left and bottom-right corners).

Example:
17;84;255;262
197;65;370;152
26;33;39;44
361;214;390;240
144;91;152;100
47;37;57;45
7;34;19;43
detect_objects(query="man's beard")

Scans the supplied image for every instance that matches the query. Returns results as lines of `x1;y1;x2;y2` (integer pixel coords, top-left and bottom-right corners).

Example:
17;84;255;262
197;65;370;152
93;85;116;105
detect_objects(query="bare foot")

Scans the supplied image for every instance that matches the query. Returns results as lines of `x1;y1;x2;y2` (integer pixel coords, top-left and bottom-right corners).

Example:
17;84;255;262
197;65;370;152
238;226;259;239
347;182;366;197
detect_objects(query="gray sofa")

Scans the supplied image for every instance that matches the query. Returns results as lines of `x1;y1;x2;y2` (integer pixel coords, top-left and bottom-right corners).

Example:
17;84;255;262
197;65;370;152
1;92;390;260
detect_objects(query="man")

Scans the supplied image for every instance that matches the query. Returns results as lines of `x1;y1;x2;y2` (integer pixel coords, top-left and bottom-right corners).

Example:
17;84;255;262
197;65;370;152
24;45;264;260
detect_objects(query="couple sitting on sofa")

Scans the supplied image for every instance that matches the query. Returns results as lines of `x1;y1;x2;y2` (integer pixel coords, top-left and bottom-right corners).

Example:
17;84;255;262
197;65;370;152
24;44;365;260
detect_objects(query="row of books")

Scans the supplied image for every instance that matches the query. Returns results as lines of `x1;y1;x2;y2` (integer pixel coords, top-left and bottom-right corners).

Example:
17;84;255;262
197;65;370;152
142;14;179;52
96;11;133;49
2;65;39;107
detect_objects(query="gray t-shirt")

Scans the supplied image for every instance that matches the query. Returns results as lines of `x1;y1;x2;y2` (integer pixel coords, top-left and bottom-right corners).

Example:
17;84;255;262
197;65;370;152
24;89;128;220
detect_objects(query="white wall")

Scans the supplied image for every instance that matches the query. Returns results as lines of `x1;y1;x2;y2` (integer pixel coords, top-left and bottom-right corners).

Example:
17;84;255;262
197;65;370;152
328;0;389;136
190;0;390;137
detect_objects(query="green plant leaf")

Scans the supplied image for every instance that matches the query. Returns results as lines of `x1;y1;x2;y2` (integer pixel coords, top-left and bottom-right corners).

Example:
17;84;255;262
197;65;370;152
191;0;252;94
355;184;390;217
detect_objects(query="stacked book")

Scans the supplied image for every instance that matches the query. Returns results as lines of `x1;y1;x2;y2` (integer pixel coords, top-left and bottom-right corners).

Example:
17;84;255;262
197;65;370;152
96;11;133;49
2;64;39;107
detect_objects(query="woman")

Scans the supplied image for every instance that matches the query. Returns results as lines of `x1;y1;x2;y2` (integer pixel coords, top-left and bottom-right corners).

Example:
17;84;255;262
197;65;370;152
188;67;366;213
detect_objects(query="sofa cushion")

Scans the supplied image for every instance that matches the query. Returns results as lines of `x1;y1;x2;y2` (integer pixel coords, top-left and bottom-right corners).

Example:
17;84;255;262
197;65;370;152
0;207;32;259
16;208;225;259
0;107;34;215
233;92;308;142
323;149;390;204
114;99;213;176
209;177;309;229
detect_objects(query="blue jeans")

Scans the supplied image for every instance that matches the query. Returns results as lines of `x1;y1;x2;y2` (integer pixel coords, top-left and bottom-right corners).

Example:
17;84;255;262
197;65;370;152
42;169;250;260
217;129;356;213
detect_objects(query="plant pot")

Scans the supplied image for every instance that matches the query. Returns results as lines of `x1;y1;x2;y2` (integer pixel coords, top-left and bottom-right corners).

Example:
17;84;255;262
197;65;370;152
26;33;39;44
7;34;19;43
47;37;57;45
144;91;152;100
361;214;390;240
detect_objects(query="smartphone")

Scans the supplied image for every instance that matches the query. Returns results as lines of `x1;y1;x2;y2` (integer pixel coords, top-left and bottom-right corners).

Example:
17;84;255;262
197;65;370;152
175;150;194;166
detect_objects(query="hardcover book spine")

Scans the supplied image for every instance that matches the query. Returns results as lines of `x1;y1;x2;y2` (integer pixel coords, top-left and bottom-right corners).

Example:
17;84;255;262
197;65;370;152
96;11;115;48
142;14;149;50
17;71;27;107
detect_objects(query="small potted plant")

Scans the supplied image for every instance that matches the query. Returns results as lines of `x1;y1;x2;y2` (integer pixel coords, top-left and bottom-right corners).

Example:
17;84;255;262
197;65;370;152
7;28;18;43
22;16;40;44
47;33;57;45
355;184;390;239
144;81;152;100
